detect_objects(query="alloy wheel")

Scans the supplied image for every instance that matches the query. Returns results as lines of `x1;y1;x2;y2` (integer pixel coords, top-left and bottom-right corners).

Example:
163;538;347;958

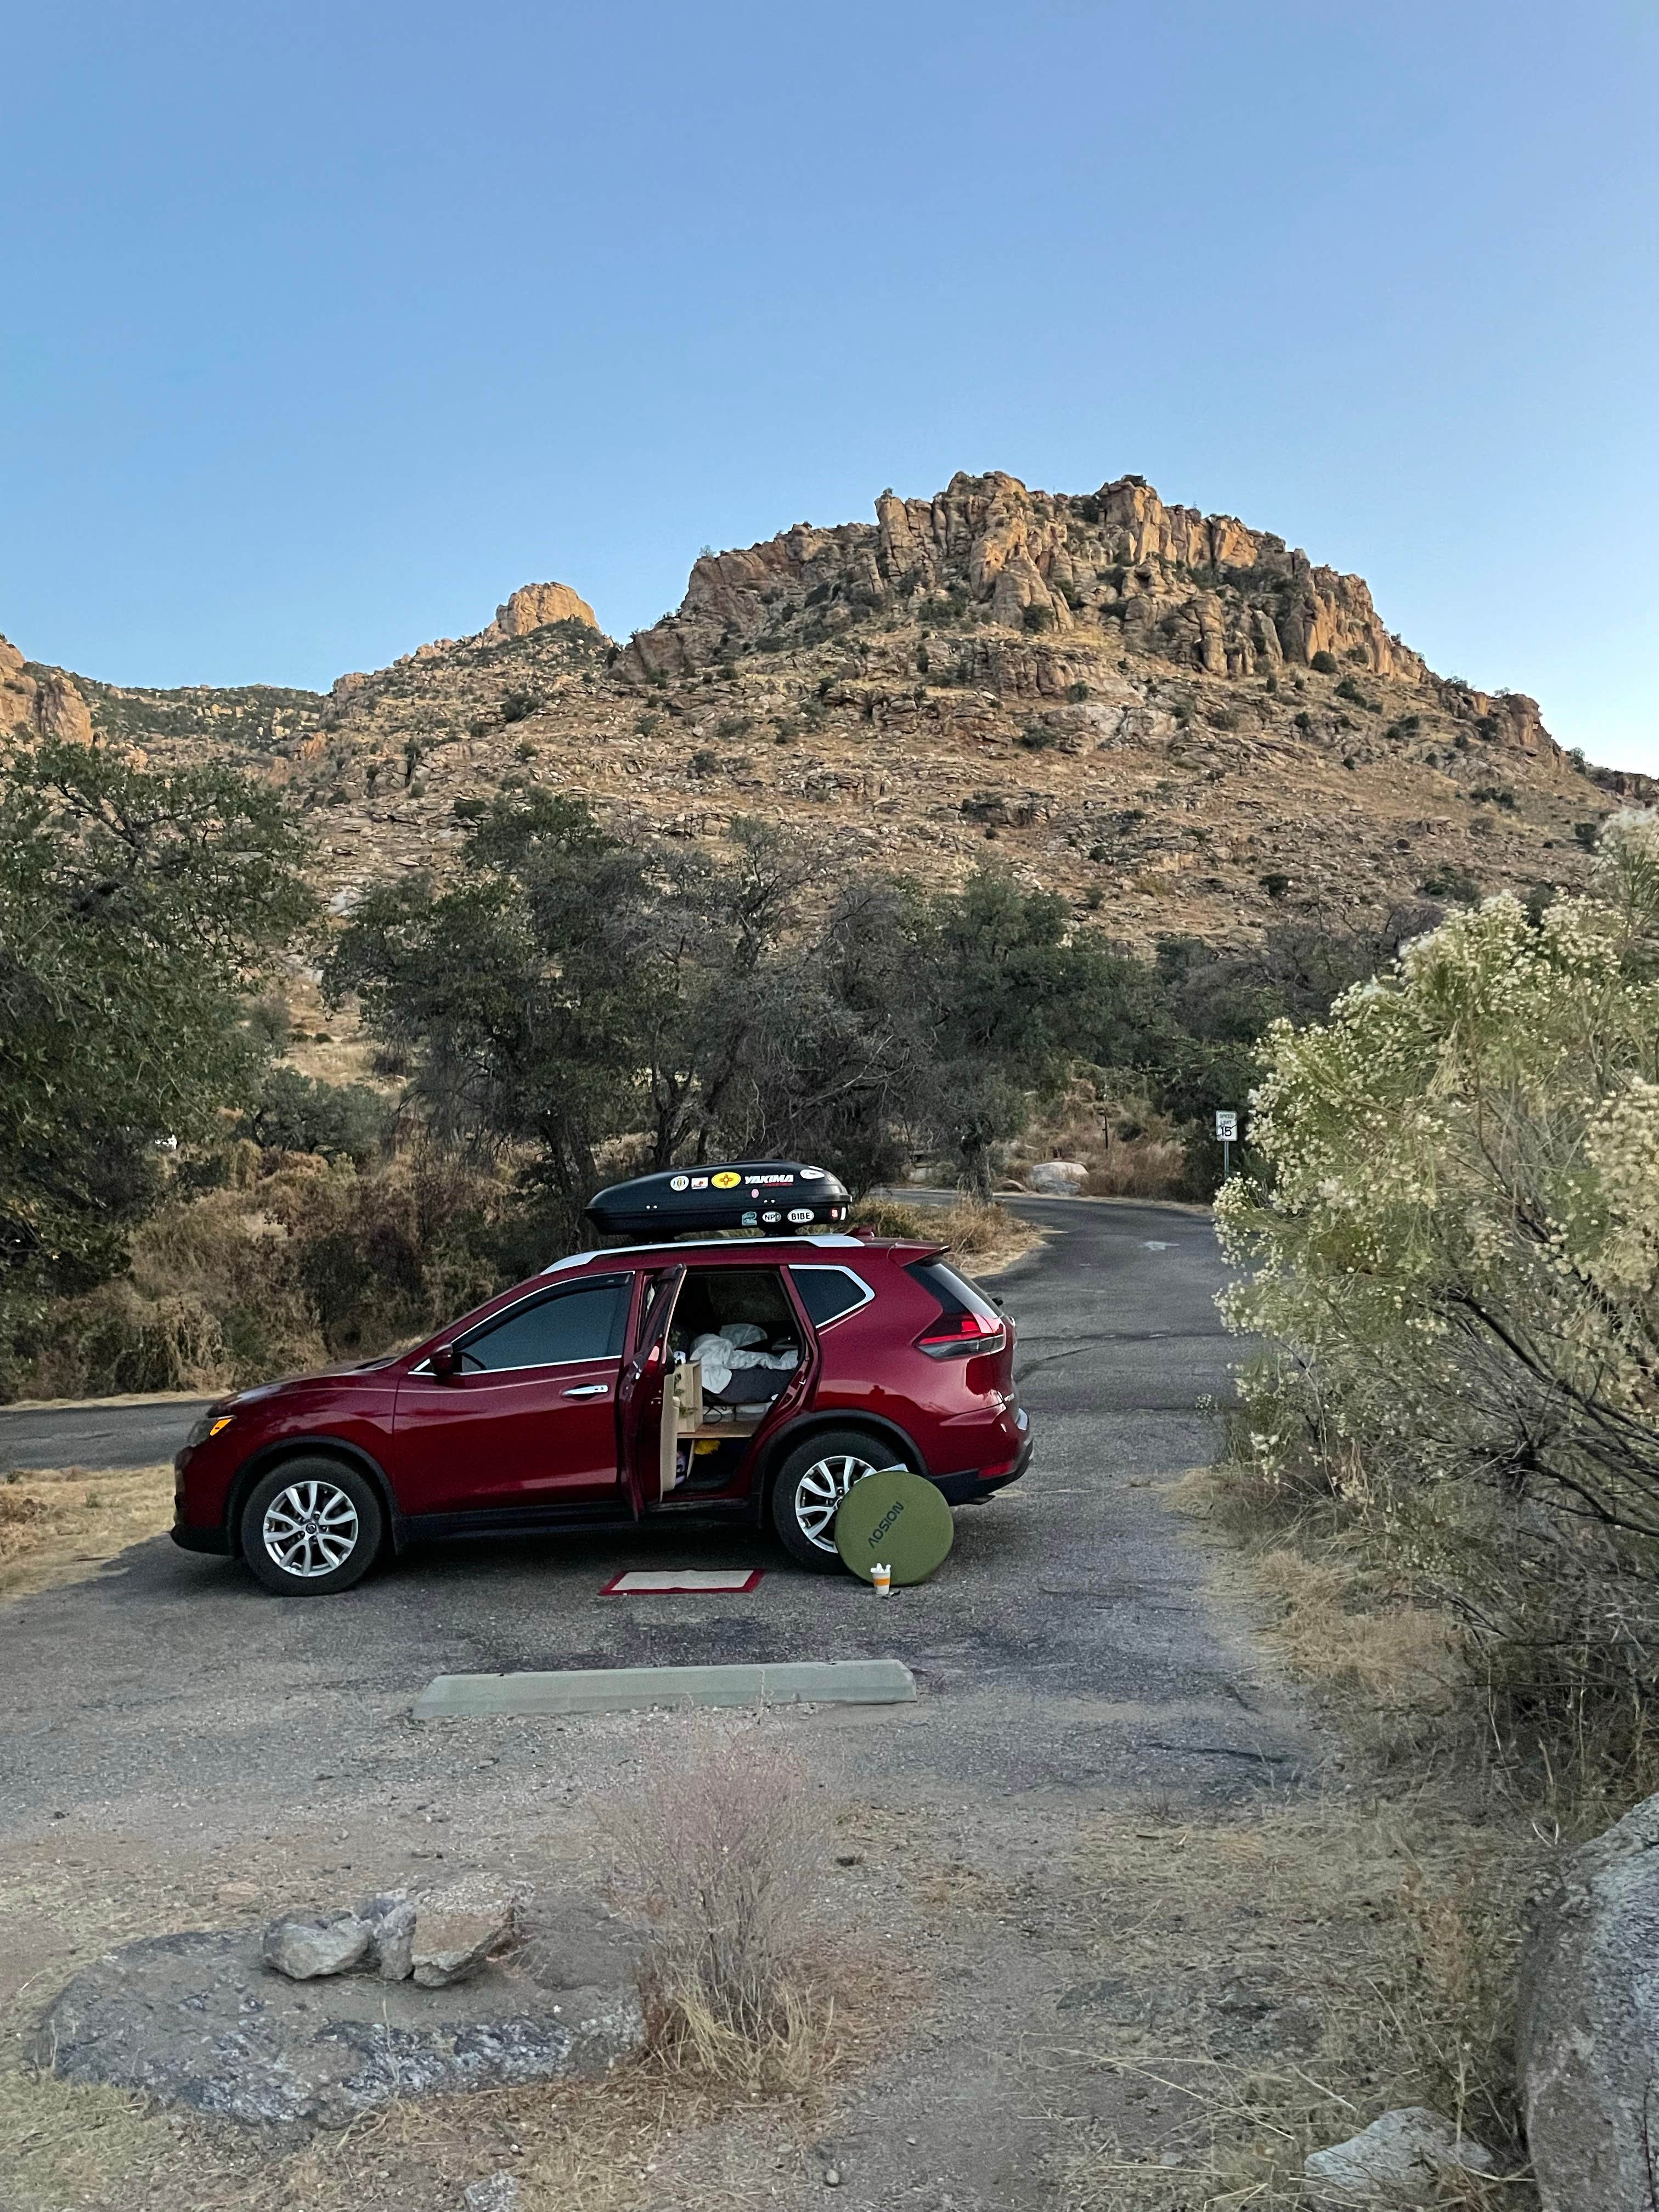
792;1452;878;1553
261;1478;360;1579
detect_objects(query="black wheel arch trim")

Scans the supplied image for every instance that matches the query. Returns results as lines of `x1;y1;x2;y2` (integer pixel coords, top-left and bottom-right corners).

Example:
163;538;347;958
752;1410;922;1518
224;1437;407;1558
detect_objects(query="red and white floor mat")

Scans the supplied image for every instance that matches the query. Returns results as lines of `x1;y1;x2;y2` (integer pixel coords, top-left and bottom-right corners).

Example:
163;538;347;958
599;1568;765;1596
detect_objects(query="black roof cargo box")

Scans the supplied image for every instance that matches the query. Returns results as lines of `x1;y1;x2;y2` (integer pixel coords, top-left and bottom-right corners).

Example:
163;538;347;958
585;1161;851;1242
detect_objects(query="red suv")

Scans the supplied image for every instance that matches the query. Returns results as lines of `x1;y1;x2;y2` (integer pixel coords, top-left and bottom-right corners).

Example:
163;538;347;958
172;1232;1032;1595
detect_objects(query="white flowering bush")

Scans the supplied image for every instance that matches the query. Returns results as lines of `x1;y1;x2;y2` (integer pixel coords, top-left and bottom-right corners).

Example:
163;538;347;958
1217;814;1659;1747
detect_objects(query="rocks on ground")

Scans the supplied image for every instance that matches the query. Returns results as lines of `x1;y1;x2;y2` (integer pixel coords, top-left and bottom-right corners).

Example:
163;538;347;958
1518;1787;1659;2212
1303;2107;1496;2207
37;1890;642;2126
261;1880;512;1988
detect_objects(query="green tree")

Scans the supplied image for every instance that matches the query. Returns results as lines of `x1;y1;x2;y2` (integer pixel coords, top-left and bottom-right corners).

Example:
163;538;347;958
919;874;1144;1197
0;740;313;1353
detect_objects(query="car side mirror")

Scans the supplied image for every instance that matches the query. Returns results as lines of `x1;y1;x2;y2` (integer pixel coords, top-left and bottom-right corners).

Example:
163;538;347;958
429;1343;464;1379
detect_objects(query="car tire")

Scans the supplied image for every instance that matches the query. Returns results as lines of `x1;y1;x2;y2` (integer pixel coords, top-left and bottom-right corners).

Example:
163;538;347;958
769;1429;898;1572
239;1457;384;1596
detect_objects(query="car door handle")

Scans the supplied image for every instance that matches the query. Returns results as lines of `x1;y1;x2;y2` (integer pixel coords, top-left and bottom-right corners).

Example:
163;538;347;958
562;1384;610;1398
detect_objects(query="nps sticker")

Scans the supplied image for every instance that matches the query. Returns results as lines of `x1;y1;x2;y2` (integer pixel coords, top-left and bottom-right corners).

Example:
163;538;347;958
712;1171;742;1189
670;1176;690;1190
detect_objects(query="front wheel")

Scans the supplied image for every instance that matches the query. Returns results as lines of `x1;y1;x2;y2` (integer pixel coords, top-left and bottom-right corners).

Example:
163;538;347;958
239;1458;383;1596
769;1430;895;1572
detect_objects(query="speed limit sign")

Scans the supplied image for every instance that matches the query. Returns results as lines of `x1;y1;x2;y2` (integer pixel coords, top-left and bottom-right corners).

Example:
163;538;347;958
1215;1110;1238;1143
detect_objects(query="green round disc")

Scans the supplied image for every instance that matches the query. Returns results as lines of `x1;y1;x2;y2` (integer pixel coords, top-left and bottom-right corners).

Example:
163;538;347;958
834;1467;955;1585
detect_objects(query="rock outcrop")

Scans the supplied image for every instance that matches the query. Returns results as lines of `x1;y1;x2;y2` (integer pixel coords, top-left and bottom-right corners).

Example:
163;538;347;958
1517;1789;1659;2211
490;581;598;638
622;470;1434;695
0;635;94;746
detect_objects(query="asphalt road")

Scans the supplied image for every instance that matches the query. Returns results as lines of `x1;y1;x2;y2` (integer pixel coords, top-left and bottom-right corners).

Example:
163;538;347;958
2;1199;1305;1818
1;1197;1314;2212
0;1393;216;1473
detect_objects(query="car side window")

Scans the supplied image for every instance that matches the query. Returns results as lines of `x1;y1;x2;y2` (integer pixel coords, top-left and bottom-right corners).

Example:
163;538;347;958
459;1279;629;1373
789;1265;873;1328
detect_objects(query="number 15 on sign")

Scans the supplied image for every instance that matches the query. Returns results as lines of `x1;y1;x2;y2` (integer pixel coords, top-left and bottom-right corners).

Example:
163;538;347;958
1215;1109;1239;1181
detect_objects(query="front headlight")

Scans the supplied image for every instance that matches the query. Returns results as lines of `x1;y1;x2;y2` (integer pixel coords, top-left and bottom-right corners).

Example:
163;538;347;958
184;1410;236;1448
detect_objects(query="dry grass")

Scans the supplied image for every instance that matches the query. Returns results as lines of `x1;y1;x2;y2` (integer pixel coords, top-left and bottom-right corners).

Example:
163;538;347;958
0;1463;174;1601
1007;1080;1193;1201
599;1728;843;2099
1048;1799;1539;2210
1052;1464;1558;2208
1082;1137;1187;1198
851;1193;1042;1275
0;2042;712;2212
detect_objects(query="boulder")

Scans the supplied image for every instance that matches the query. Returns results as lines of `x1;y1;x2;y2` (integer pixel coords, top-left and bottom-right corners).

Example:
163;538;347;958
413;1908;512;1989
1517;1788;1659;2210
356;1889;418;1982
1304;2107;1495;2205
261;1913;371;1980
1026;1160;1089;1195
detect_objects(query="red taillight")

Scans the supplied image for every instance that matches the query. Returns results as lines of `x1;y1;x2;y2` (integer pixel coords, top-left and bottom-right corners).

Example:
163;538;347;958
917;1311;1008;1359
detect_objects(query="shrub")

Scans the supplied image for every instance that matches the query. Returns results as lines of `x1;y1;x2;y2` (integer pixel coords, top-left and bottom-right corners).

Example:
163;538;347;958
1065;681;1091;703
1574;819;1602;849
1023;601;1056;633
1018;722;1058;751
1259;871;1291;900
238;1068;391;1166
1417;863;1481;904
514;737;539;763
500;691;538;725
1311;649;1340;675
1217;812;1659;1781
600;1729;834;2089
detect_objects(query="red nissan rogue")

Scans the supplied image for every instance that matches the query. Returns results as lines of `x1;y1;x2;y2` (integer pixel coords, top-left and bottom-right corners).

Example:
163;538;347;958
172;1229;1032;1595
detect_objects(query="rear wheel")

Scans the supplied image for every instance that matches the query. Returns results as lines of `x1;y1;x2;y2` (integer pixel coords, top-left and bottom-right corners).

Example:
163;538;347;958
769;1430;895;1572
239;1458;383;1596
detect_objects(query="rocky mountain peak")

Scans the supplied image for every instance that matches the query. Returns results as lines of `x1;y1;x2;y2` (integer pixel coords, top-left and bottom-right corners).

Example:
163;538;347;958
0;635;95;746
489;583;599;640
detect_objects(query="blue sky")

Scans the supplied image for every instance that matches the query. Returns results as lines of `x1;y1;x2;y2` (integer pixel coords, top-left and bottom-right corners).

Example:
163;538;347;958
3;2;1656;769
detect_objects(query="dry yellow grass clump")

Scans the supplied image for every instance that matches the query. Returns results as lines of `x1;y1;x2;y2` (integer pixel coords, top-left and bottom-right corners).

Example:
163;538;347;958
850;1194;1042;1276
0;1465;174;1601
1052;1798;1536;2211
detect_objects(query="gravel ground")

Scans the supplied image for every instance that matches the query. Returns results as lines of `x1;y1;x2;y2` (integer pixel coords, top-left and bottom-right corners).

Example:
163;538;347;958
1;1198;1322;2211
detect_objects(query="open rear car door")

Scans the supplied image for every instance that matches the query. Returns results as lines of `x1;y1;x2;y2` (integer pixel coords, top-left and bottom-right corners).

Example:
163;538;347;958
616;1265;685;1519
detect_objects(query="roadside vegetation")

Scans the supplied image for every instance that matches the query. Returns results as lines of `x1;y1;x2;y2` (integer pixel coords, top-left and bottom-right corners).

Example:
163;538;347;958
1064;809;1659;2207
2;743;1481;1401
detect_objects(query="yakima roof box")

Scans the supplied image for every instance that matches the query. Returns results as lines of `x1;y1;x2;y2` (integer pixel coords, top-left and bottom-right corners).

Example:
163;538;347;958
585;1161;852;1242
